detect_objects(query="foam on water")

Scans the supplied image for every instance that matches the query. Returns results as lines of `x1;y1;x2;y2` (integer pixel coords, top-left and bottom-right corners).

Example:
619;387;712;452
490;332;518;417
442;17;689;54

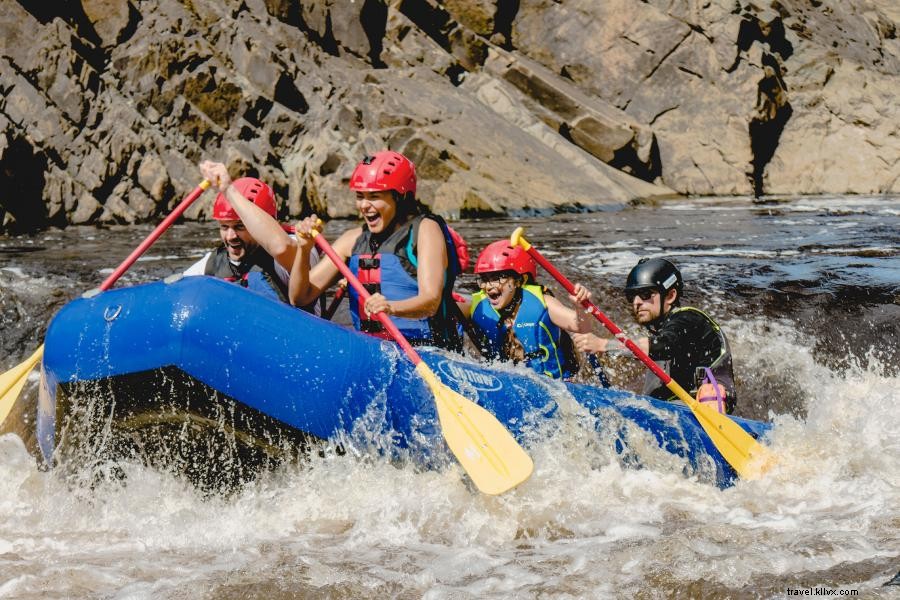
2;198;898;597
1;317;897;598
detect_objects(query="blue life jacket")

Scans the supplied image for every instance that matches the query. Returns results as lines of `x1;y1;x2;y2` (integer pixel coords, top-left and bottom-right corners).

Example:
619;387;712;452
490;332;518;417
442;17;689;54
348;214;462;351
469;283;576;379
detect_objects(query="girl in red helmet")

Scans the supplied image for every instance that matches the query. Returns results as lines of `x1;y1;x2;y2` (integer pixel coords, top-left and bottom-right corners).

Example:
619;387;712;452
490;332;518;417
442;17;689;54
456;240;594;380
186;160;319;309
290;151;463;350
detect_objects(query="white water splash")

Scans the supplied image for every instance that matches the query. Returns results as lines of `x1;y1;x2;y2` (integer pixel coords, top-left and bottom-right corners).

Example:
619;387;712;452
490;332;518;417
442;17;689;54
2;198;898;597
1;321;897;598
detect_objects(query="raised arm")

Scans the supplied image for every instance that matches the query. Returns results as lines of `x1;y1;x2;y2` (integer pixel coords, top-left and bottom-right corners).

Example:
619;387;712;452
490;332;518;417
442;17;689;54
200;160;296;271
546;282;594;333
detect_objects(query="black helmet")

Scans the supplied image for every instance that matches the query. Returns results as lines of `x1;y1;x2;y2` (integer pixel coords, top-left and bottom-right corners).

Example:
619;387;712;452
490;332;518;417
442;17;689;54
625;258;683;298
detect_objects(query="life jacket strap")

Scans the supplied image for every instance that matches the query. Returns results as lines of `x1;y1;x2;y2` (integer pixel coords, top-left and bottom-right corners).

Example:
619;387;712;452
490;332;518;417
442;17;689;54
358;257;381;270
360;320;385;333
696;367;725;414
223;272;250;288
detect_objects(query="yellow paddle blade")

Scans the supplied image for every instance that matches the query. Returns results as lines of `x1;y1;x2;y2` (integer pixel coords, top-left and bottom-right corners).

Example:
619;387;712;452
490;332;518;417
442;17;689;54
0;345;44;426
668;382;776;480
415;362;534;495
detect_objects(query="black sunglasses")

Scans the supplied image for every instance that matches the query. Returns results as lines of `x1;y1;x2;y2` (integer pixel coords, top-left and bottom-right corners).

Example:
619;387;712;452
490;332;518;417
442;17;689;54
625;288;657;302
478;272;517;288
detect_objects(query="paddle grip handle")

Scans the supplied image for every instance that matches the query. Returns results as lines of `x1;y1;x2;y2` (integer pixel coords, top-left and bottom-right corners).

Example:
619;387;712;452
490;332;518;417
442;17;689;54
312;233;421;365
522;243;680;392
99;181;211;291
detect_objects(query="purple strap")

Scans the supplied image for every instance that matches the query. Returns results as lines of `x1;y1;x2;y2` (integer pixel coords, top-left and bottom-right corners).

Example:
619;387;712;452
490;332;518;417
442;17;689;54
698;367;724;414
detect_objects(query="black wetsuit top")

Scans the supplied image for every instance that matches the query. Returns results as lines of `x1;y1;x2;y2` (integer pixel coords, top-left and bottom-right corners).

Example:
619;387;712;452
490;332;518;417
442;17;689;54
643;306;736;411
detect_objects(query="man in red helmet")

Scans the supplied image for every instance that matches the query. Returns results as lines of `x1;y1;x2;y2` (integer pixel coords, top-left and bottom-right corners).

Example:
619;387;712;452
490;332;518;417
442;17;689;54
455;240;594;380
184;160;318;307
290;150;463;350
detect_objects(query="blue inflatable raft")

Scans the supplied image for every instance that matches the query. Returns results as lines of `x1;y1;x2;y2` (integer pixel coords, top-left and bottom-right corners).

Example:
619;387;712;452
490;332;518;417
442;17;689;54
37;276;770;489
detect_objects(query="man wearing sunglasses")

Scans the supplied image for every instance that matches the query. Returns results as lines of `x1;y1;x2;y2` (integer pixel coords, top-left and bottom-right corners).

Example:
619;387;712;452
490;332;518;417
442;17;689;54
572;257;736;413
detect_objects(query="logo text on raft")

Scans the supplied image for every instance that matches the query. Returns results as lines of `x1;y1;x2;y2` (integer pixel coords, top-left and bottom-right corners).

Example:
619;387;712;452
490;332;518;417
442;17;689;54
437;361;503;392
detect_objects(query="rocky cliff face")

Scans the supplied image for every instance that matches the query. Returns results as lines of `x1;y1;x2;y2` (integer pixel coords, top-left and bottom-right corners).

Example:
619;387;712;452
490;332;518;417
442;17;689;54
0;0;897;232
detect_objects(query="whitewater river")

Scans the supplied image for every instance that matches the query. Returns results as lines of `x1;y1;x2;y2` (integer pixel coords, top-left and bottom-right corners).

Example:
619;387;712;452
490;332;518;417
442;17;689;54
1;196;898;598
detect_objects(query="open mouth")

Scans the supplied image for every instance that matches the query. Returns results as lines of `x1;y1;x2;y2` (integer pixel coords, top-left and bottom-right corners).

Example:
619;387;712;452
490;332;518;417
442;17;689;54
362;210;381;228
486;288;504;305
226;241;245;257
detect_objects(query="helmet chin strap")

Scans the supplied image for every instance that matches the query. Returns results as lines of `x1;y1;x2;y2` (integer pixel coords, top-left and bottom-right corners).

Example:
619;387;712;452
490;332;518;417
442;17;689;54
646;288;678;329
664;288;680;311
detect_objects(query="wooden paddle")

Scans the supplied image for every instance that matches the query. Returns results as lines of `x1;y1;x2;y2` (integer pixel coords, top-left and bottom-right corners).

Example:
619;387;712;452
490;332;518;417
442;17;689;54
510;227;775;480
0;181;211;427
309;227;533;495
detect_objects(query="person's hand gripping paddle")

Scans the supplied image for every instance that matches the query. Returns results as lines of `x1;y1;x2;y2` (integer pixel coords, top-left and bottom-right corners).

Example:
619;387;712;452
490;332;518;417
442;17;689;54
309;224;533;495
510;227;775;480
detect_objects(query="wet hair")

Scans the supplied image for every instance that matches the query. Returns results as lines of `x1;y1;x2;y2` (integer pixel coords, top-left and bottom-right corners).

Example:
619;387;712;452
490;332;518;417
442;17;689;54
392;190;429;219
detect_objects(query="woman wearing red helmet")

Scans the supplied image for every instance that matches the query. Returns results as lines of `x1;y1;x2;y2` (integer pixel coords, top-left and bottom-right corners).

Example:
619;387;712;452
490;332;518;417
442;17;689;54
185;160;319;309
456;240;594;380
290;151;463;350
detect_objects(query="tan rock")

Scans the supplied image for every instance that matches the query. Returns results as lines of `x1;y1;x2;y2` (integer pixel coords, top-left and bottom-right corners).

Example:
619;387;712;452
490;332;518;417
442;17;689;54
126;184;158;221
137;153;170;202
72;191;102;224
1;0;898;232
444;0;495;36
81;0;136;48
483;48;655;176
99;180;139;224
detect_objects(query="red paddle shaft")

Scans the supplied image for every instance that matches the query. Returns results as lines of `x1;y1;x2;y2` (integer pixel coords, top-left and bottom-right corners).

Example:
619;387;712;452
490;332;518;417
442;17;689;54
99;181;210;291
311;232;421;365
514;234;671;386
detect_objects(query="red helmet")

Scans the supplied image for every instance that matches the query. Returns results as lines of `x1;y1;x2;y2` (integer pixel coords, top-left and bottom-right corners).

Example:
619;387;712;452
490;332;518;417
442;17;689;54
349;151;416;196
213;177;277;221
474;240;537;280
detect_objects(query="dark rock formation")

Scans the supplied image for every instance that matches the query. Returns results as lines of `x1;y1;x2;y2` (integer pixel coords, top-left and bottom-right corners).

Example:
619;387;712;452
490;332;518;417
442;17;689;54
0;0;897;232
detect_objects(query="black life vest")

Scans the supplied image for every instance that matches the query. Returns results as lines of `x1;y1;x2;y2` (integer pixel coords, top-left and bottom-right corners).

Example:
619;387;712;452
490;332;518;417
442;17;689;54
204;246;290;304
642;306;736;411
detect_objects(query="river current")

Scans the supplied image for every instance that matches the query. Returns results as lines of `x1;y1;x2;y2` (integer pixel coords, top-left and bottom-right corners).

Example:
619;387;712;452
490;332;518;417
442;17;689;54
0;195;898;598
